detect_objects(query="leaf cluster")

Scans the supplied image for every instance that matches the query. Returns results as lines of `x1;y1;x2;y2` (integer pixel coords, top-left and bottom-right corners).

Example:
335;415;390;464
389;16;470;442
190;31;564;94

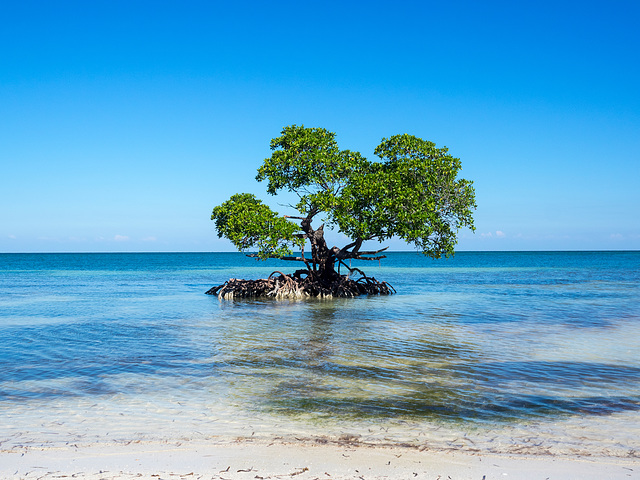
256;125;367;216
334;134;477;258
211;193;304;259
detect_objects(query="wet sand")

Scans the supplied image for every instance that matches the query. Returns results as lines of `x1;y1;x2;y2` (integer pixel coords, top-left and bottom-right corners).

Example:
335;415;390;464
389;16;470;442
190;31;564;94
2;438;637;480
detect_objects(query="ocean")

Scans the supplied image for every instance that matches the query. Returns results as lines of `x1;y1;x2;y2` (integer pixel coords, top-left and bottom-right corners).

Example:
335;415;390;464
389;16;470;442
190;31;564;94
1;251;639;456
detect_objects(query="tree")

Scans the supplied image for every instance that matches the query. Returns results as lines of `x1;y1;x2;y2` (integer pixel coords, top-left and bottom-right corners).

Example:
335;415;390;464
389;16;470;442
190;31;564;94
209;125;476;298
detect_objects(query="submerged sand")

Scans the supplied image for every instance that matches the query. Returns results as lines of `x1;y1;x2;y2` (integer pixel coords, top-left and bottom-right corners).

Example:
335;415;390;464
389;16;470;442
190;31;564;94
2;438;637;480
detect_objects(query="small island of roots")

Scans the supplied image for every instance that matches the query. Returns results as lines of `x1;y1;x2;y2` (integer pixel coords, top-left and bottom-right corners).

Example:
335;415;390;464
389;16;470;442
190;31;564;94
206;125;476;300
206;266;396;300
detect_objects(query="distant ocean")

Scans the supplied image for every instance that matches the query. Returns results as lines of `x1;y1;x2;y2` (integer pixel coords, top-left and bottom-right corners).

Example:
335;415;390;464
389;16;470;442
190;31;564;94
1;252;639;456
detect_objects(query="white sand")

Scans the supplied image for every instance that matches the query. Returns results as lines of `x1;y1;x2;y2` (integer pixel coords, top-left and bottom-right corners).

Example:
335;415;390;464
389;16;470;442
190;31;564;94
1;439;637;480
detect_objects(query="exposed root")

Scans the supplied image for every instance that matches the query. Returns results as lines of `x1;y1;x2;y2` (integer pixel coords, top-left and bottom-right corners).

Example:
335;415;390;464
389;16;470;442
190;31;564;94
205;271;395;300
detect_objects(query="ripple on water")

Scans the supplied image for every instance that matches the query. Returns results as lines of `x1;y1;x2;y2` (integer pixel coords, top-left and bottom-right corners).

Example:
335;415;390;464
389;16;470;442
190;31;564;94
1;252;639;455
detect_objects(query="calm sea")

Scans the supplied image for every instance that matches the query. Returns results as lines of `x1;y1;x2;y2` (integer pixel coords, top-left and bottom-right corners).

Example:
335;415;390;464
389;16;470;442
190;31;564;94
1;251;639;456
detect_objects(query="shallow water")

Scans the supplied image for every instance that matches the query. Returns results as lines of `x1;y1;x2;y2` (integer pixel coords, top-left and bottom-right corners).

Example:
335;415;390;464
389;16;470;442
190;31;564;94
1;252;639;456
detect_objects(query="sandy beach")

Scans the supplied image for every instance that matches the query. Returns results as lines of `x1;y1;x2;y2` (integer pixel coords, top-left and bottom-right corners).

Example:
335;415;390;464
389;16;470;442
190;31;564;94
2;438;637;480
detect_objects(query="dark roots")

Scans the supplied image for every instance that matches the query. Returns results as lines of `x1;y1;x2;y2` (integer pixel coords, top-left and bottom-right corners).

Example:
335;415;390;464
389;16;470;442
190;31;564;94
206;270;395;299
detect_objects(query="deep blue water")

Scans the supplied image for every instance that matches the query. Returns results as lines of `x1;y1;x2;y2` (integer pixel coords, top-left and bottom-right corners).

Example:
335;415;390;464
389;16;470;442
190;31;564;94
1;251;640;450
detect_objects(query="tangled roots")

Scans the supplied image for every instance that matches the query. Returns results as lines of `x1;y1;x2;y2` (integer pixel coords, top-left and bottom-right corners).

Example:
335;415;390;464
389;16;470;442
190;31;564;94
205;271;395;300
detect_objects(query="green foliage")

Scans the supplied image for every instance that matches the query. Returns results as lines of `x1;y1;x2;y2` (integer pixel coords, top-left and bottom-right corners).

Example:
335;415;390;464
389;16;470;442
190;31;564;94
256;125;367;215
211;193;303;259
335;134;477;258
213;126;476;261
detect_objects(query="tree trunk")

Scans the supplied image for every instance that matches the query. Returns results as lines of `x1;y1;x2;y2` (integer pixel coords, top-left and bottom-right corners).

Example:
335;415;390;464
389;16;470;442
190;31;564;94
317;252;337;283
302;219;337;284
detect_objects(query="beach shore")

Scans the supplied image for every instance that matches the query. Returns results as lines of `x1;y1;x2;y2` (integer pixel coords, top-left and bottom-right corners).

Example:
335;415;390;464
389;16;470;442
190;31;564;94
2;438;636;480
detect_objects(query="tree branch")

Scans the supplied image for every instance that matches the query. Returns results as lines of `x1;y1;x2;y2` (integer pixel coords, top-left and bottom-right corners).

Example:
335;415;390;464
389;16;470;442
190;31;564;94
337;244;388;260
354;246;389;256
246;253;307;263
351;254;387;261
340;239;360;252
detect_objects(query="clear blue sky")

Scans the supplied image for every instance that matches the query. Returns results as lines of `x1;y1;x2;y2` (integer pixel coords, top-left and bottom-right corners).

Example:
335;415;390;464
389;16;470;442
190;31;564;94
1;0;639;253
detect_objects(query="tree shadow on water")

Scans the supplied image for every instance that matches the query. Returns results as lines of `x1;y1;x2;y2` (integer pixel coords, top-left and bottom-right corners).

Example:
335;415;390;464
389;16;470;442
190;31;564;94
262;354;640;423
216;299;640;424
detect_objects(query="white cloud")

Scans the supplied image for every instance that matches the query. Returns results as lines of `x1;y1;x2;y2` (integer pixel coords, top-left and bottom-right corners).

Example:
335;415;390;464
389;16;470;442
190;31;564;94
610;233;624;240
8;234;17;240
114;235;129;242
480;231;505;239
142;236;157;242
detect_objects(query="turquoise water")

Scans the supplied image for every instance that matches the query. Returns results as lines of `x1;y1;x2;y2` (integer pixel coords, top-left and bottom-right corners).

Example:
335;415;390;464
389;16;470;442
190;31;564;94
1;252;639;455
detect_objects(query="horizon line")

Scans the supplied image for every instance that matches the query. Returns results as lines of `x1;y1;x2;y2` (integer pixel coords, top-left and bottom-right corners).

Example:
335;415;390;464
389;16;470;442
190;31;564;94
1;249;639;254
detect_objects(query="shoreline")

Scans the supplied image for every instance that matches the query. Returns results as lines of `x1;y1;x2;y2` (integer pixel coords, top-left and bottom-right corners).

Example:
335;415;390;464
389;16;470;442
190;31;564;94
2;437;637;480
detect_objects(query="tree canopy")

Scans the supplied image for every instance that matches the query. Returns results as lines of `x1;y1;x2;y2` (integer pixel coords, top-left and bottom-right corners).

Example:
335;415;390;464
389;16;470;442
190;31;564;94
211;125;476;289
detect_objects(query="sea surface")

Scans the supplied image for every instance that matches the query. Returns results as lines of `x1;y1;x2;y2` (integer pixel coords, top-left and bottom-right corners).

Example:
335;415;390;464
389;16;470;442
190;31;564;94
1;251;639;456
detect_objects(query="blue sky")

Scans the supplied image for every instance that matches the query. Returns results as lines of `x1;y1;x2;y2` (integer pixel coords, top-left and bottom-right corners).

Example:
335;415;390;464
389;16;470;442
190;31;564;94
1;0;639;253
